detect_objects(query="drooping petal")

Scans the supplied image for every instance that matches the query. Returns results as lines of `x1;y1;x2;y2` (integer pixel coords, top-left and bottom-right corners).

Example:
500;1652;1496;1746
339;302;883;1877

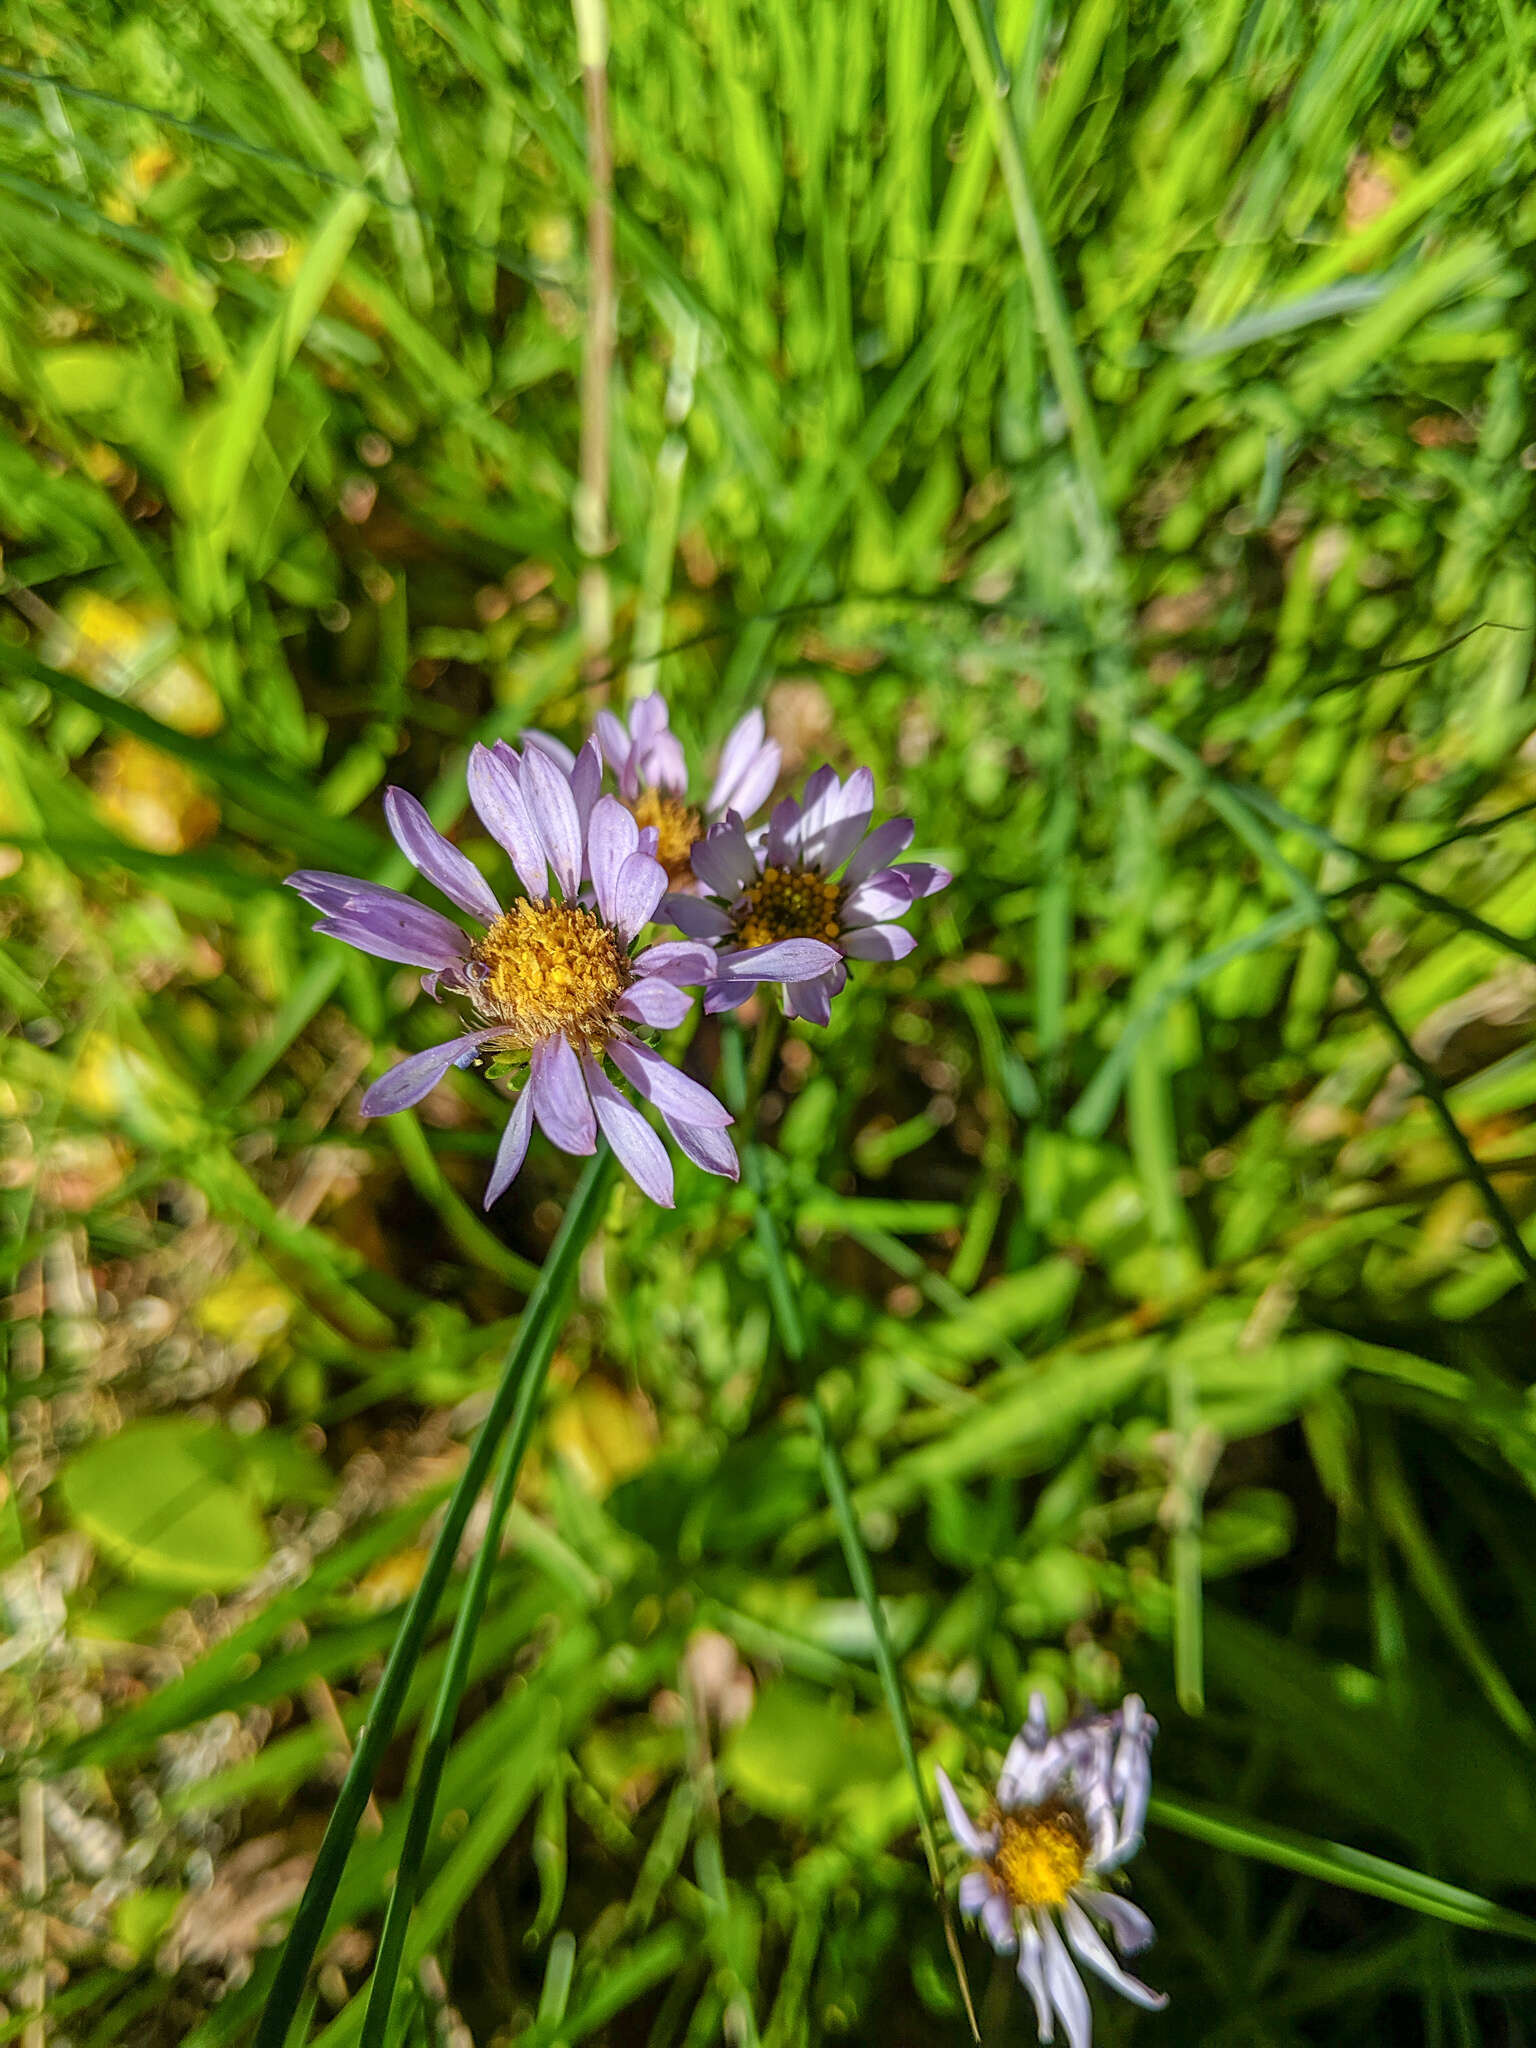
383;787;503;925
982;1892;1020;1956
842;817;914;890
662;893;733;939
467;743;548;899
611;850;667;942
483;1081;536;1208
782;966;840;1026
725;938;842;982
617;978;692;1029
1077;1890;1156;1958
359;1029;499;1117
633;941;714;986
691;814;758;899
957;1872;992;1917
587;794;640;925
529;1033;596;1154
1038;1913;1092;2048
935;1769;998;1860
521;744;584;899
841;870;915;928
1017;1916;1055;2041
609;1036;732;1128
702;978;755;1015
840;923;917;962
311;906;471;972
1107;1696;1155;1868
582;1057;674;1207
663;1115;740;1180
1061;1898;1167;2011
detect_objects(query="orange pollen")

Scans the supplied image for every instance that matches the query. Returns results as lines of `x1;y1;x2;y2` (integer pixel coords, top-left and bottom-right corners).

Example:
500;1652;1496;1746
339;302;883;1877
469;900;629;1056
988;1802;1089;1911
732;865;843;950
629;788;702;888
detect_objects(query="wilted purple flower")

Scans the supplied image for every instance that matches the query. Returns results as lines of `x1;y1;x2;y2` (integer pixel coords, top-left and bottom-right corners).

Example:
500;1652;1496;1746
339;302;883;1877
529;697;780;891
286;740;737;1209
936;1695;1167;2047
665;765;951;1025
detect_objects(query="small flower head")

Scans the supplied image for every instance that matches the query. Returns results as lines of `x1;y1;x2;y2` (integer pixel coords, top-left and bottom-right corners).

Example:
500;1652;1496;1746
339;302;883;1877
286;739;738;1209
528;697;781;891
937;1694;1167;2046
667;764;951;1025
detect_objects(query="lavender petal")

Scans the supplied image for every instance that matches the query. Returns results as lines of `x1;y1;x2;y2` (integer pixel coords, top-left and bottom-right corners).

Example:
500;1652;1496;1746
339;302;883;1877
483;1081;536;1208
782;966;839;1026
765;794;802;867
706;709;768;815
633;941;714;986
522;729;577;773
893;860;952;899
609;1036;732;1129
702;978;755;1015
467;742;548;899
612;850;667;942
663;1114;740;1180
1039;1914;1092;2048
842;817;914;890
617;977;692;1029
582;1057;674;1207
521;744;584;900
587;794;640;926
1061;1899;1167;2011
1077;1891;1156;1958
724;937;841;982
662;893;733;939
529;1034;596;1154
1017;1917;1054;2039
841;870;914;928
983;1892;1020;1958
935;1768;995;1859
383;787;503;925
803;765;875;872
570;736;603;840
841;923;916;962
312;907;471;972
691;815;757;898
359;1029;499;1117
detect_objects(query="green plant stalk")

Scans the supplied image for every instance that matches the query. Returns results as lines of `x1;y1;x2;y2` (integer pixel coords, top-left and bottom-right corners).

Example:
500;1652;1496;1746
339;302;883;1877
722;1025;979;2042
356;1153;613;2048
254;1147;617;2048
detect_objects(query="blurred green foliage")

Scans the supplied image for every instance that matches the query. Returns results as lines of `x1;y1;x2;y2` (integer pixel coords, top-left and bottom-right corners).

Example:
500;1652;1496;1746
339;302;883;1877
5;0;1536;2041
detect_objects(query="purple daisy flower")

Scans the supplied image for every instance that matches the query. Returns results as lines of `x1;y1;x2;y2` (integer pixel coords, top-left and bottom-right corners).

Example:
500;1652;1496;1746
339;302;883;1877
286;740;737;1210
662;765;951;1026
936;1695;1167;2047
527;697;781;891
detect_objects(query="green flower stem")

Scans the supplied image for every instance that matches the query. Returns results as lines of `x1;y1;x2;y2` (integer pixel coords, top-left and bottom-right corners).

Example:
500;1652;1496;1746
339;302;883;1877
255;1147;618;2048
723;1024;978;2041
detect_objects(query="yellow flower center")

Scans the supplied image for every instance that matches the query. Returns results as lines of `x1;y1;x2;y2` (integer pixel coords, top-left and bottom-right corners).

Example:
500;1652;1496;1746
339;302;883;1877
991;1803;1088;1910
733;866;843;950
629;788;702;889
471;900;630;1056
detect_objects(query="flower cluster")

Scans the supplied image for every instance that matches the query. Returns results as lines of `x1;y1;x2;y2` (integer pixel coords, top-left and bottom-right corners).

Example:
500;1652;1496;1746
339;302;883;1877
286;695;949;1207
937;1694;1167;2045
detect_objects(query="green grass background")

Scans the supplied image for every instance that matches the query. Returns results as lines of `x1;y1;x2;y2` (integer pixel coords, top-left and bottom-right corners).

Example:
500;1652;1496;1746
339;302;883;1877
5;0;1536;2040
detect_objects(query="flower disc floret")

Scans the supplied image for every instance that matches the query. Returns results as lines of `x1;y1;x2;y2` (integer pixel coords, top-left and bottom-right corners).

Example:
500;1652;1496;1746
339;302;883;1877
631;789;703;888
993;1804;1088;1911
734;865;843;950
472;900;630;1055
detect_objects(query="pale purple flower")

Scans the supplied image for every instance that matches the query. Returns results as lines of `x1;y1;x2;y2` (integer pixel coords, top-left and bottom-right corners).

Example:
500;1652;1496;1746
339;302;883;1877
663;765;951;1025
527;698;780;890
286;740;737;1209
936;1695;1166;2048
